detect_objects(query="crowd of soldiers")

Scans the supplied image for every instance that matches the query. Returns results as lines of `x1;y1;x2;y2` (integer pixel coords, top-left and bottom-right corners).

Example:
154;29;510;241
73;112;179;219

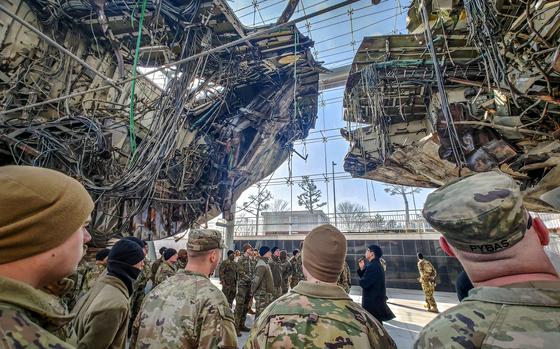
1;166;560;349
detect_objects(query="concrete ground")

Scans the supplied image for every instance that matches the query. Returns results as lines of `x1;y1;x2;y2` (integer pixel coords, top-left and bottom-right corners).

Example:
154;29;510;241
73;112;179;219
210;279;458;349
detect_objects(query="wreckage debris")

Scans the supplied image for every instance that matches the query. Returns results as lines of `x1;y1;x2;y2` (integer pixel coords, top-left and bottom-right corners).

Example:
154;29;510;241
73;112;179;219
342;0;560;213
0;0;323;241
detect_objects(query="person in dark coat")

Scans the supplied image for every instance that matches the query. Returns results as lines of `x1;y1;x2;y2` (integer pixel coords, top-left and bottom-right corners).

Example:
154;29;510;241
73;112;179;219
455;270;474;301
358;244;395;323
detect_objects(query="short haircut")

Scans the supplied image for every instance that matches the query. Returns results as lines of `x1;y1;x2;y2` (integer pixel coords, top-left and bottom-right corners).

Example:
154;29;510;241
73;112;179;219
187;249;215;259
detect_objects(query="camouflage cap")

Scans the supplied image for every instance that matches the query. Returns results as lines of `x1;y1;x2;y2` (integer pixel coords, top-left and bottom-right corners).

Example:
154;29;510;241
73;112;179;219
187;229;225;252
422;171;527;254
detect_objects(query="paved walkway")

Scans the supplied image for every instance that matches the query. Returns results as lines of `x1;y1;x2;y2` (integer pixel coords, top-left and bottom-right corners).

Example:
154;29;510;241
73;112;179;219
211;280;458;349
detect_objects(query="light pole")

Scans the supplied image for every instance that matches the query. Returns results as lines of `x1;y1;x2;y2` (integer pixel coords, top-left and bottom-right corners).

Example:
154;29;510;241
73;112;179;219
332;161;337;227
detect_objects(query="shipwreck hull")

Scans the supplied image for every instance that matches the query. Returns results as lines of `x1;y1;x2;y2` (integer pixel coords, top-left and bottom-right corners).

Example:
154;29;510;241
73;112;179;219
0;0;322;242
342;0;560;213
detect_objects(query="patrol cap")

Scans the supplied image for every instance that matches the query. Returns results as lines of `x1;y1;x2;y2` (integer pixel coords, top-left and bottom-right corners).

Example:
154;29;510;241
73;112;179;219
187;229;225;252
422;171;527;254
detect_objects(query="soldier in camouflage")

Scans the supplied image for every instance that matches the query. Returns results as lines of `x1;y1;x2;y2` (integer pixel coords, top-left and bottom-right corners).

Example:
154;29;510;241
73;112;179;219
415;171;560;349
234;243;255;335
219;250;238;307
83;248;110;293
154;248;177;286
269;247;283;299
416;253;438;313
150;246;167;283
131;229;237;349
245;224;397;349
279;250;292;295
62;253;92;310
128;239;151;337
337;260;351;293
176;248;188;270
0;165;94;348
252;246;274;318
290;245;306;288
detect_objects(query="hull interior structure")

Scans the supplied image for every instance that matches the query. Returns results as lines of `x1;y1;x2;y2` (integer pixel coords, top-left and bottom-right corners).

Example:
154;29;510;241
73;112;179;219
0;0;324;243
342;0;560;213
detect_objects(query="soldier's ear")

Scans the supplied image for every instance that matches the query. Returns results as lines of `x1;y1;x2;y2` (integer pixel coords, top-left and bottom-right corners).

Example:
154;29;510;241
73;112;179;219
532;217;550;246
439;237;456;257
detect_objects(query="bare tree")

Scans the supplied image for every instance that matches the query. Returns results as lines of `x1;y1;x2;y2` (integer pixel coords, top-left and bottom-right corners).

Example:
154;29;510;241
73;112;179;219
242;189;272;234
297;176;326;212
337;201;368;232
384;185;420;229
269;199;289;212
370;213;385;230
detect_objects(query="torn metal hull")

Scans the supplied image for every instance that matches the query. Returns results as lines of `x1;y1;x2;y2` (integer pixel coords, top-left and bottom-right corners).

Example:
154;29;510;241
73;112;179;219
343;0;560;212
0;0;321;242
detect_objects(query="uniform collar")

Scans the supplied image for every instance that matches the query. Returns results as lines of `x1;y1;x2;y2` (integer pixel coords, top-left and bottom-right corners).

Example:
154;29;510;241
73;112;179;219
0;276;73;329
100;275;129;297
292;281;351;300
181;269;210;279
466;280;560;307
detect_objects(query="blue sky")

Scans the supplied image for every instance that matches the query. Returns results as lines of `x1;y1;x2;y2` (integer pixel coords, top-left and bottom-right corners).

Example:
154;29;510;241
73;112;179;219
230;0;434;214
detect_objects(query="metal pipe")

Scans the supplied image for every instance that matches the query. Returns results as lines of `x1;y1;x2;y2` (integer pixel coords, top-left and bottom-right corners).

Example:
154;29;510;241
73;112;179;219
332;161;338;227
0;0;363;116
0;3;121;91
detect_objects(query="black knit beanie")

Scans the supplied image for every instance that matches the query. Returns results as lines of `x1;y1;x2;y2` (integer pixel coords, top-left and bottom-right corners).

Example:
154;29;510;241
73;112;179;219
107;240;144;294
271;247;279;254
109;240;144;265
123;236;146;248
95;248;110;261
259;246;270;256
163;248;177;261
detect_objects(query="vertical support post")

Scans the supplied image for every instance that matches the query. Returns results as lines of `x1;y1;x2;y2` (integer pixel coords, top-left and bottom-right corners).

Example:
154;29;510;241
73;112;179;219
224;203;236;258
332;161;337;227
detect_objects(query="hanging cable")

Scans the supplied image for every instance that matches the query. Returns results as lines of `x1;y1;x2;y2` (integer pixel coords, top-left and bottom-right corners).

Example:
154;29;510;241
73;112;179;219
128;0;149;159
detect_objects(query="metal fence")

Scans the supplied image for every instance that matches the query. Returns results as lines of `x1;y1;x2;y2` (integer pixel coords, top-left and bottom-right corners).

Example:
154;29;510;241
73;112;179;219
233;210;560;237
233;210;430;236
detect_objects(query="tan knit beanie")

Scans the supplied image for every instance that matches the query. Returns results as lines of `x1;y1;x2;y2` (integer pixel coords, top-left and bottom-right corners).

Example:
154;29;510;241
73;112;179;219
0;166;94;264
302;224;347;282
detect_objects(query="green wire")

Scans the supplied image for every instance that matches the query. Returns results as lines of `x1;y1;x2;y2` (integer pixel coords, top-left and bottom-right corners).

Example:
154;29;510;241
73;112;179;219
129;0;148;160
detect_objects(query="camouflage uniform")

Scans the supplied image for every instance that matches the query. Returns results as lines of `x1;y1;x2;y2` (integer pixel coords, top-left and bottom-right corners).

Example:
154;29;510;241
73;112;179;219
269;255;283;299
279;251;292;295
129;257;151;337
379;257;387;272
62;258;91;310
175;258;187;270
337;261;351;293
290;253;305;288
415;281;560;348
244;281;397;349
131;229;236;349
173;257;187;271
234;253;254;331
417;171;560;348
417;258;438;312
131;270;237;349
150;257;164;283
219;253;238;307
154;261;176;286
252;256;274;318
83;263;106;293
0;276;75;348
